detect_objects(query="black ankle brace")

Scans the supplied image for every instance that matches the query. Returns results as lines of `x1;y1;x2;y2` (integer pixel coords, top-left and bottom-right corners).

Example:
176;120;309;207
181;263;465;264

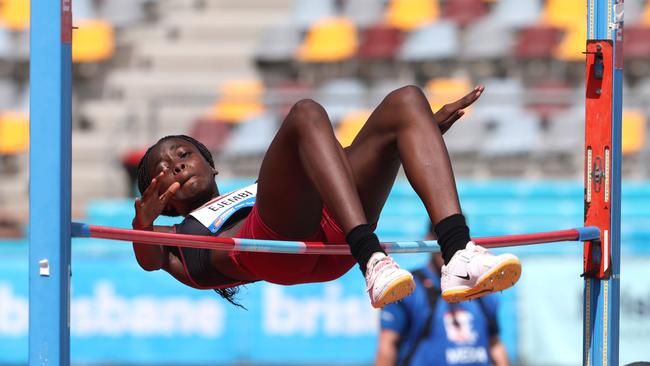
346;224;386;275
434;214;471;265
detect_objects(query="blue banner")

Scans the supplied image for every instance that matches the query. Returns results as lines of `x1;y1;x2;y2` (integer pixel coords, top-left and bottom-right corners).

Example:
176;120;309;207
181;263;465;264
0;248;381;364
0;246;517;365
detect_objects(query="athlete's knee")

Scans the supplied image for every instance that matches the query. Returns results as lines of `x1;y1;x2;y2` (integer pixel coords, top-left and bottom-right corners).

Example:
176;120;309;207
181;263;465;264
289;99;327;120
385;85;428;110
286;98;332;133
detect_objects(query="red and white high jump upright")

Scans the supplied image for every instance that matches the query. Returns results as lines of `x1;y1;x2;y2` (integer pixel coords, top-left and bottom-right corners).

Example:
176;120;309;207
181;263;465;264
582;1;623;365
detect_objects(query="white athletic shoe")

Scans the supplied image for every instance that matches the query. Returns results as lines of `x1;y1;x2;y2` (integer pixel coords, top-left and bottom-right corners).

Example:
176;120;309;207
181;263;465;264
365;253;416;308
441;241;521;303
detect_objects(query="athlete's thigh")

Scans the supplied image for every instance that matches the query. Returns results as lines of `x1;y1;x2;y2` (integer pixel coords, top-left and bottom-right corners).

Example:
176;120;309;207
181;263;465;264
344;118;401;224
255;121;322;238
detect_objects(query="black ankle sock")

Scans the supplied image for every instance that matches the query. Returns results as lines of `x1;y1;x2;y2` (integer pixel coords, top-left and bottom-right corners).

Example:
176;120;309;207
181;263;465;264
434;214;471;265
346;224;386;275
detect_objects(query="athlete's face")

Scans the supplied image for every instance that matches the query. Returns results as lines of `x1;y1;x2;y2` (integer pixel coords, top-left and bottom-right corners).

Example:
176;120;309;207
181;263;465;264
147;138;219;215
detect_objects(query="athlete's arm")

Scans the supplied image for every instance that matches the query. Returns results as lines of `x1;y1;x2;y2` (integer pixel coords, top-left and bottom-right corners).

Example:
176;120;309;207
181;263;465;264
131;224;172;271
132;170;180;271
375;329;400;366
489;336;510;366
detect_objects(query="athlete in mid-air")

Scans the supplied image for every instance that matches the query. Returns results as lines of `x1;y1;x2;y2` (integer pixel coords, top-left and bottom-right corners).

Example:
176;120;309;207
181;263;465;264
131;85;521;308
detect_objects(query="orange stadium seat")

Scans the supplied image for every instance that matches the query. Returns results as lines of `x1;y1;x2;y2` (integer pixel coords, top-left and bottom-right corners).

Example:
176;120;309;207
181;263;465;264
622;109;647;156
72;19;115;63
0;111;29;154
541;0;585;30
335;110;371;147
297;17;358;63
553;25;587;62
209;80;265;124
425;77;471;113
0;0;29;31
385;0;439;31
541;0;585;62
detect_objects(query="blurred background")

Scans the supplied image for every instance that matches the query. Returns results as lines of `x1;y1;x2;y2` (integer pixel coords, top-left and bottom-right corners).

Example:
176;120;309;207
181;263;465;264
0;0;649;364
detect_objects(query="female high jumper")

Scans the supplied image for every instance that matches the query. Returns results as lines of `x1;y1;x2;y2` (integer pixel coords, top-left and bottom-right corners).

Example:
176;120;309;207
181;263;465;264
131;85;521;308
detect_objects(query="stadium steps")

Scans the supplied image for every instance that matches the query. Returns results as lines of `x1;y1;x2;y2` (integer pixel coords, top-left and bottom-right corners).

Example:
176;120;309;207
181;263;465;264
133;41;258;71
160;10;289;41
105;69;258;99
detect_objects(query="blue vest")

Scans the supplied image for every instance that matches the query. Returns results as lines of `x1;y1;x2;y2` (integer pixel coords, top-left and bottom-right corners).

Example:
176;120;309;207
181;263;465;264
380;266;499;366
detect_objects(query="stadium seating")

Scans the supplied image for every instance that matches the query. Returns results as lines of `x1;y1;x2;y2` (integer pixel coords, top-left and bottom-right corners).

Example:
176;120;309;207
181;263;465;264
424;76;472;112
368;79;413;106
486;0;541;29
0;81;16;110
221;112;278;157
623;25;650;81
553;25;587;62
189;118;232;155
622;109;647;156
297;17;358;63
514;24;562;60
0;0;29;31
290;0;337;30
315;78;368;123
72;19;115;63
209;80;265;124
335;109;371;147
97;0;147;27
5;0;650;222
398;20;459;62
441;0;487;28
536;106;584;160
255;24;302;64
357;24;403;61
342;0;385;28
385;0;439;31
525;80;574;120
460;17;515;63
623;0;644;25
541;0;585;30
73;0;98;20
0;111;29;155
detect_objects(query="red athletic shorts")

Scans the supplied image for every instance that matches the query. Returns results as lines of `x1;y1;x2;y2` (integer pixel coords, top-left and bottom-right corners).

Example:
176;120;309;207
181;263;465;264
230;205;358;285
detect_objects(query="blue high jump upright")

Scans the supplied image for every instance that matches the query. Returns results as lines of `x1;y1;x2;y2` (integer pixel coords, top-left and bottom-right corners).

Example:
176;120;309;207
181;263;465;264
583;1;623;366
29;0;73;365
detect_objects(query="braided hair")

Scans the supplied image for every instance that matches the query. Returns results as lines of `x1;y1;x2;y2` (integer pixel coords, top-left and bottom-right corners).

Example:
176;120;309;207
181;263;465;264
136;135;245;309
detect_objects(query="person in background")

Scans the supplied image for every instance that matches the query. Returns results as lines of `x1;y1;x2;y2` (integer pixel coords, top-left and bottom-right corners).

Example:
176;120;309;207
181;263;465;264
375;224;510;366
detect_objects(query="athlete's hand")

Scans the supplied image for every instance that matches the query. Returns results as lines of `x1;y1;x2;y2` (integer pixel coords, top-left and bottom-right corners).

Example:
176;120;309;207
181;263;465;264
434;85;484;134
132;169;180;230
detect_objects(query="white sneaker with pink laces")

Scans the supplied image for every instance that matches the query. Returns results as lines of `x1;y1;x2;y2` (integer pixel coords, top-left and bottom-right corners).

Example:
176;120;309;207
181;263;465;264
365;253;416;308
441;241;521;302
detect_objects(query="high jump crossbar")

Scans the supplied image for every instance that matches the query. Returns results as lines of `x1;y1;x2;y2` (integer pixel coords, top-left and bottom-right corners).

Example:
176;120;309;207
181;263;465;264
29;1;622;365
70;223;601;254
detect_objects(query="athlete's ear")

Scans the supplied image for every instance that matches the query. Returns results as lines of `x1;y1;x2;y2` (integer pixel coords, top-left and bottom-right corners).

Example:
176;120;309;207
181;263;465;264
212;168;219;176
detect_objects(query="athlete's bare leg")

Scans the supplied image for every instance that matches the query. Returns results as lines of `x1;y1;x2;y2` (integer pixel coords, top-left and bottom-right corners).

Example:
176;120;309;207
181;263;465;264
254;99;367;238
344;85;483;225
